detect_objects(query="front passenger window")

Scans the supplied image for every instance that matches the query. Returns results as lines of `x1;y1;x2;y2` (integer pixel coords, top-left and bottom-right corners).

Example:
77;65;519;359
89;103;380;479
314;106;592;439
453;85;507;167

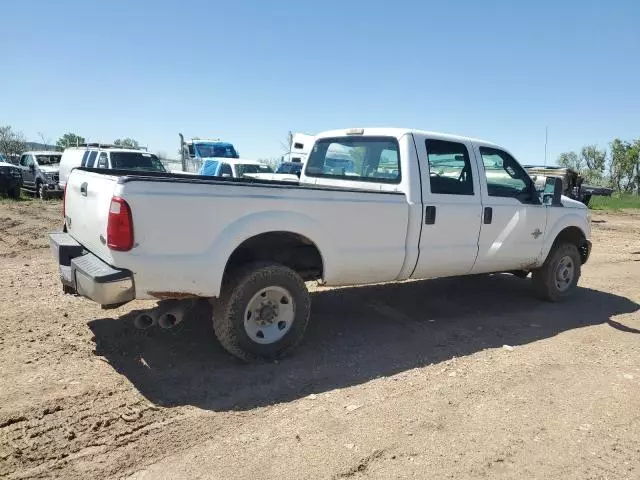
480;147;530;198
425;139;474;195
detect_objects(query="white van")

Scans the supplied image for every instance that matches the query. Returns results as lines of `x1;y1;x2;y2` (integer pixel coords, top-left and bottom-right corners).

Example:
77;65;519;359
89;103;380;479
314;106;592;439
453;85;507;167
58;144;166;188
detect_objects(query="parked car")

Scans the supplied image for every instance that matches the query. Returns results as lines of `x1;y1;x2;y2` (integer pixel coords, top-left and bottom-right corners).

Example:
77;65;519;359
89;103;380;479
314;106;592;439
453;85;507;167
199;158;299;182
276;161;303;177
58;144;166;188
0;160;23;198
50;127;591;361
17;151;63;199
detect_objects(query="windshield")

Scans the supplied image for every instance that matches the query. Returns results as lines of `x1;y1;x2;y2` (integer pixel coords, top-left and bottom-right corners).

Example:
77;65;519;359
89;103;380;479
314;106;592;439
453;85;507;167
36;154;61;165
194;143;238;159
236;164;273;176
110;152;166;172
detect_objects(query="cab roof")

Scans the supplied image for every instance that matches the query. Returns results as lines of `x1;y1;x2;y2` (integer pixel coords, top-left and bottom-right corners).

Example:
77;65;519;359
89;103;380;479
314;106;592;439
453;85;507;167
23;151;62;156
315;127;501;148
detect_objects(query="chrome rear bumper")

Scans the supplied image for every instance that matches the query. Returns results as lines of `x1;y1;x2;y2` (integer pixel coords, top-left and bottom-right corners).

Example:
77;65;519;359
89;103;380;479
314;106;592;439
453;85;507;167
49;232;135;307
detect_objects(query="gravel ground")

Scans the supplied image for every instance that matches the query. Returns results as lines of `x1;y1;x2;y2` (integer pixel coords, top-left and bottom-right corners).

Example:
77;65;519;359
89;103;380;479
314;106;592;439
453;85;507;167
0;199;638;480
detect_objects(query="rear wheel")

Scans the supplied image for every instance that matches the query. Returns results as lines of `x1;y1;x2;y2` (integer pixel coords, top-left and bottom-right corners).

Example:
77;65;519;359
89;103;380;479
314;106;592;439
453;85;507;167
532;243;581;302
212;263;311;362
9;186;20;199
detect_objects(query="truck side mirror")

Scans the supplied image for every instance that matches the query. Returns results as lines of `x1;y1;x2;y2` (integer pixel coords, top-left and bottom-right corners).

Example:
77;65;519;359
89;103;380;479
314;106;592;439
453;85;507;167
543;176;563;205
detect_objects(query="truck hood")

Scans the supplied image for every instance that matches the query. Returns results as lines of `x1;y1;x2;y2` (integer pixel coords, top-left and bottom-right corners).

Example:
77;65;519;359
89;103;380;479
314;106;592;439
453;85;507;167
561;195;587;209
39;165;60;174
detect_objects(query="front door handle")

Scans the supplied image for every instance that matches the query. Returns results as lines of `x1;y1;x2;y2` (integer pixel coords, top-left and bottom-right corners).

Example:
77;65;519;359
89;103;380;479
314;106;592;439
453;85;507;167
484;207;493;224
80;182;88;197
425;205;436;225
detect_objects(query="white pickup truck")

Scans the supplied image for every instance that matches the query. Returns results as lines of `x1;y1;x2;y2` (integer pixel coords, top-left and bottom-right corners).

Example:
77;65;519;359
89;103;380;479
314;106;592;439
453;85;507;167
49;128;592;361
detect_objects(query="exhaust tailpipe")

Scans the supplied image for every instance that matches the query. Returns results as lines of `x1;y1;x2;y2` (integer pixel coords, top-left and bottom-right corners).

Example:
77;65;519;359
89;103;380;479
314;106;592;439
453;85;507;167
158;305;186;329
134;312;157;330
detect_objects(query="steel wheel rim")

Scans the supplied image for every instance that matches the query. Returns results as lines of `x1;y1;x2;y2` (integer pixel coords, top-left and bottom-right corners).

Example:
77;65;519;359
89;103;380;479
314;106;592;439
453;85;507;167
244;286;295;345
554;255;575;292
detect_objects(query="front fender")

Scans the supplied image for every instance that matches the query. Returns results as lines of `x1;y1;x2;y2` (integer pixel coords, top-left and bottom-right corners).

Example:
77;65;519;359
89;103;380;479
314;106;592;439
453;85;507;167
539;212;590;263
204;210;334;296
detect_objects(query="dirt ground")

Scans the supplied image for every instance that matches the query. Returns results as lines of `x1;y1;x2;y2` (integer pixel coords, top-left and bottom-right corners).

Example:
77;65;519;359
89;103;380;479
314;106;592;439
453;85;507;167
0;199;639;480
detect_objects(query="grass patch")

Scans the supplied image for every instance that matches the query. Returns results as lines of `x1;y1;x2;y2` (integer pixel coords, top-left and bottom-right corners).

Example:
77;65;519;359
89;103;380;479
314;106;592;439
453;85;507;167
590;193;640;211
0;191;33;203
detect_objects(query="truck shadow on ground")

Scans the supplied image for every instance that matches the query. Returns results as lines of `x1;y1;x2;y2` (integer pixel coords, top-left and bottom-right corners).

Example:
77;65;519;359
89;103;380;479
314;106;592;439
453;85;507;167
88;274;639;412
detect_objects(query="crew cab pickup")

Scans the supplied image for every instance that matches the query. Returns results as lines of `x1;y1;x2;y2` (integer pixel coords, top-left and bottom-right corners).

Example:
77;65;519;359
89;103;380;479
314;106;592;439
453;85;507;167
49;128;592;361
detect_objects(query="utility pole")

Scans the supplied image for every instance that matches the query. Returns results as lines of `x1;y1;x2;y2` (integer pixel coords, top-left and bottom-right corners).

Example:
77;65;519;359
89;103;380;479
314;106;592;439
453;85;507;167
544;126;548;167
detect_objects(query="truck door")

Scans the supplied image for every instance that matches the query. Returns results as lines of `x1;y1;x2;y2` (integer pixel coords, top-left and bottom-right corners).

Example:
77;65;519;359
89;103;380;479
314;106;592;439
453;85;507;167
411;137;483;279
470;145;547;274
19;154;35;189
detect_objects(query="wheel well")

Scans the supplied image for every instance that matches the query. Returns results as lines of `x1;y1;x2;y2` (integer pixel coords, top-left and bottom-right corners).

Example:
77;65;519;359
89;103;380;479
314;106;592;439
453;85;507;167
223;232;324;285
553;226;589;263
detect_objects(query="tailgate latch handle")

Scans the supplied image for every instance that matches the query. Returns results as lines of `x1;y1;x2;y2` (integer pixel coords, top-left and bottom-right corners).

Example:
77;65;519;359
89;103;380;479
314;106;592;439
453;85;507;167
80;182;88;197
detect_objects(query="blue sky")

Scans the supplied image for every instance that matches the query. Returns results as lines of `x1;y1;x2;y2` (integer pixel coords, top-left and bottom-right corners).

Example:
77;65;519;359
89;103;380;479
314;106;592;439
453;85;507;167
1;0;638;164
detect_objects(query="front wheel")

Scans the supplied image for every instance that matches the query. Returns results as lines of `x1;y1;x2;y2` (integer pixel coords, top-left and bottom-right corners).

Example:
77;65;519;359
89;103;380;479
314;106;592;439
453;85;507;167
212;263;311;362
37;182;47;200
532;243;581;302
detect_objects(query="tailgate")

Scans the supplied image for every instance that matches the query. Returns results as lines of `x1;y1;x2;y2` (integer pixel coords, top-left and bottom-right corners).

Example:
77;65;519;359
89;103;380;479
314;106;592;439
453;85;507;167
65;169;119;263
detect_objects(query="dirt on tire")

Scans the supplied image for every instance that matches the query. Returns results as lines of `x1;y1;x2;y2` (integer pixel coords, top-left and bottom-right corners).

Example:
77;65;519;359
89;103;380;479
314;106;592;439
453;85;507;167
0;200;639;480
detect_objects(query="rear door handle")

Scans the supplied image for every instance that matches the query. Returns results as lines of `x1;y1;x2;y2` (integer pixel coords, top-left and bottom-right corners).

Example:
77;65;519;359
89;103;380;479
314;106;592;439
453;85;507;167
483;207;493;224
424;205;436;225
80;182;88;197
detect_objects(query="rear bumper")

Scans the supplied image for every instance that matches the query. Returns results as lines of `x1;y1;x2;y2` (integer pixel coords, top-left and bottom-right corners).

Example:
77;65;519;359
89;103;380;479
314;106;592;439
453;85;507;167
49;232;135;306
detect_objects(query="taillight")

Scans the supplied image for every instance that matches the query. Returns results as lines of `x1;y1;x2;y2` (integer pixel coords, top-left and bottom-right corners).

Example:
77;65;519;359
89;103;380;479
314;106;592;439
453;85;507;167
107;197;134;251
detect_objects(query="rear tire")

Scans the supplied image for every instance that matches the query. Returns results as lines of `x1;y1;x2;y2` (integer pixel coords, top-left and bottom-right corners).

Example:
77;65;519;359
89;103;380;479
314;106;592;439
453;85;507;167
9;186;20;199
532;243;581;302
212;263;311;362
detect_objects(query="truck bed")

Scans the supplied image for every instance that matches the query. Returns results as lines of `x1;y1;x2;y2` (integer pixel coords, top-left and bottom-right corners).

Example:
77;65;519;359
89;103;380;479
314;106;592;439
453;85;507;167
62;167;413;301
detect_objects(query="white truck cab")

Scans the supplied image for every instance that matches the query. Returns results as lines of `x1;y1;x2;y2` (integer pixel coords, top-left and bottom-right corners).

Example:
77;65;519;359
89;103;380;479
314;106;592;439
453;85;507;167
58;144;166;188
50;127;591;362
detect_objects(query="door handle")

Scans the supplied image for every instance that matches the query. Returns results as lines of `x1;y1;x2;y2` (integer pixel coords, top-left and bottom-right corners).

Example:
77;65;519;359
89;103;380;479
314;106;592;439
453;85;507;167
424;205;436;225
483;207;493;224
80;182;88;197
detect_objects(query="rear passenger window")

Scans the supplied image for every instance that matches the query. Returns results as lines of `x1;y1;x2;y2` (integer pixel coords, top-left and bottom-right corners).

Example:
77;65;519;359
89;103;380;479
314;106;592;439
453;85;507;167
80;151;90;167
425;140;474;195
86;151;98;168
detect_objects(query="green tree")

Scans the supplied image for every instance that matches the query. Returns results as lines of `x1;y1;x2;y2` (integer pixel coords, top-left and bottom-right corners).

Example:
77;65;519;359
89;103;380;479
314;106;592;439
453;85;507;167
113;138;140;149
56;132;85;148
609;138;640;193
557;151;582;171
580;145;606;184
0;125;27;161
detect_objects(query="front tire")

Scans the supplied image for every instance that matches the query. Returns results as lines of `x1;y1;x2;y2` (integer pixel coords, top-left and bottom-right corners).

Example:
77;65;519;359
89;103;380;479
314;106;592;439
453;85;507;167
212;263;311;362
532;243;581;302
37;182;47;200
